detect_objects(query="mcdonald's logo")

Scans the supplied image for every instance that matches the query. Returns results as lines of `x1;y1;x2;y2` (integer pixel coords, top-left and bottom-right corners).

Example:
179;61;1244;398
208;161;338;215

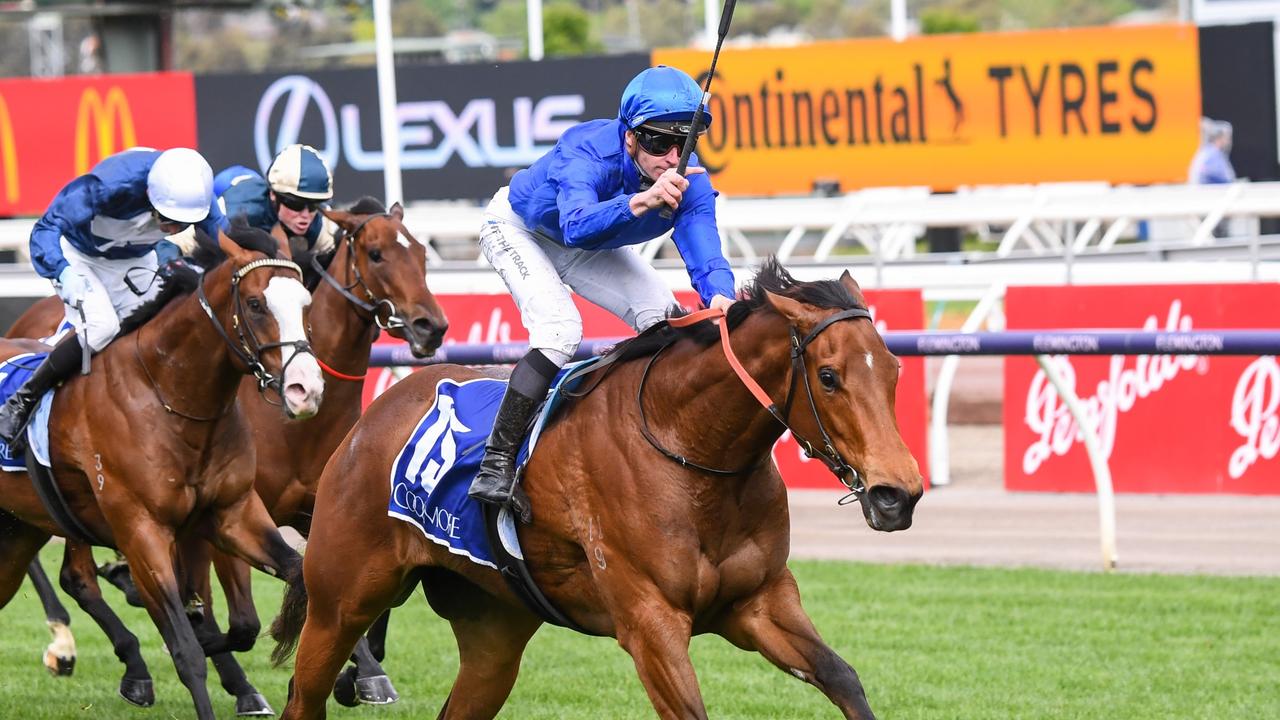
75;86;137;175
0;93;17;204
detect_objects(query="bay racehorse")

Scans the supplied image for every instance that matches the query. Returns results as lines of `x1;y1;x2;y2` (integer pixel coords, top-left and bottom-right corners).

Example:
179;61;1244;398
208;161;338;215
0;226;324;720
9;201;448;712
272;260;923;719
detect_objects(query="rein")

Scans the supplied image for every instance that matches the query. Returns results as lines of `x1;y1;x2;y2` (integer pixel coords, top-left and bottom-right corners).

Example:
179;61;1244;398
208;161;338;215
637;305;874;500
308;213;414;381
310;213;408;333
189;257;312;410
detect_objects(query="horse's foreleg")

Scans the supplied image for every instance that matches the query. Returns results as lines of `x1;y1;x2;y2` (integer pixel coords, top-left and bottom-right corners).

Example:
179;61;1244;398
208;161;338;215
56;540;155;707
27;554;77;676
715;569;876;720
210;491;301;580
117;522;217;720
280;511;409;720
436;599;540;720
614;597;708;720
188;545;273;717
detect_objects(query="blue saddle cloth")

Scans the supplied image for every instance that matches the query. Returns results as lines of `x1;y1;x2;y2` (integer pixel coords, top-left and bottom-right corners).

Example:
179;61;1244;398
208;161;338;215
0;352;55;472
387;362;587;568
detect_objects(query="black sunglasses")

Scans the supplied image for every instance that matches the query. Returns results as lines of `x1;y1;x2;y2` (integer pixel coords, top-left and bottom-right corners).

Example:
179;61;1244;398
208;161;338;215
276;194;322;213
152;210;191;229
634;127;689;156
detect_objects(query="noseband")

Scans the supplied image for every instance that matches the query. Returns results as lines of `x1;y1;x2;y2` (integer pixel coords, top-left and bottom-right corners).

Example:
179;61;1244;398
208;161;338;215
638;305;874;501
312;213;410;332
198;257;312;406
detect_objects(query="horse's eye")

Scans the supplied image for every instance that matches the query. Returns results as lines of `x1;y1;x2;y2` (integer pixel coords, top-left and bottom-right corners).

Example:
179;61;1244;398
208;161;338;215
368;248;383;263
246;296;264;313
818;367;839;390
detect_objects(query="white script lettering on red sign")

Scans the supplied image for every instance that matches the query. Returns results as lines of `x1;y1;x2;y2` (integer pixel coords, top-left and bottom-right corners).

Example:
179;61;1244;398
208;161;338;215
1005;284;1280;494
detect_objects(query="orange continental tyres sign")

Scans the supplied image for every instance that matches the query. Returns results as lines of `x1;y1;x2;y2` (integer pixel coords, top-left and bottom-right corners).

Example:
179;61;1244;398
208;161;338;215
0;73;195;217
654;24;1201;194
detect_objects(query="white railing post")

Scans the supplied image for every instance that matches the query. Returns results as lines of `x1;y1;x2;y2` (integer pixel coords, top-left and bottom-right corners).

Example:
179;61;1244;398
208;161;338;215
928;283;1005;487
1034;355;1118;571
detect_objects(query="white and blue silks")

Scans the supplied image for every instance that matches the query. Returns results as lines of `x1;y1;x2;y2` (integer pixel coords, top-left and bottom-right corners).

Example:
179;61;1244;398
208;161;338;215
29;149;225;281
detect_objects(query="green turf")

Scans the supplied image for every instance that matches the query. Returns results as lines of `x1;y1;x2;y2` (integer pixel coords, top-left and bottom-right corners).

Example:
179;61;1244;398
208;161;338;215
3;546;1277;719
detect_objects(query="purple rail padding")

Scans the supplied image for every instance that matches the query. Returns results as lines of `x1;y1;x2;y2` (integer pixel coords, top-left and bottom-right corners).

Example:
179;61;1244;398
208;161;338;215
368;330;1280;367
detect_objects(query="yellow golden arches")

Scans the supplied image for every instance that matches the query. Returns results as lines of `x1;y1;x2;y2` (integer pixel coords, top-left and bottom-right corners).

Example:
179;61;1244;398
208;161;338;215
75;87;137;175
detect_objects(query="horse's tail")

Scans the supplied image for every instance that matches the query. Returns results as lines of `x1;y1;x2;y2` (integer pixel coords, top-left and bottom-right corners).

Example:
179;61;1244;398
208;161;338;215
269;561;309;667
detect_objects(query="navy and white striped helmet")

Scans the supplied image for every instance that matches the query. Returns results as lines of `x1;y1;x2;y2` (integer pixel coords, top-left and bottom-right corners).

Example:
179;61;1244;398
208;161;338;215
267;144;333;201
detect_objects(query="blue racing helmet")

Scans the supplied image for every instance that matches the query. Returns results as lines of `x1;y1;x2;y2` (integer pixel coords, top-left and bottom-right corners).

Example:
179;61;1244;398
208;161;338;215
618;66;711;135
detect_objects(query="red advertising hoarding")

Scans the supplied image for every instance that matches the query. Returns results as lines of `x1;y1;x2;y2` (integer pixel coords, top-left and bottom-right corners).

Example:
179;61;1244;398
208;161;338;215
0;73;197;217
1004;284;1280;494
365;289;929;490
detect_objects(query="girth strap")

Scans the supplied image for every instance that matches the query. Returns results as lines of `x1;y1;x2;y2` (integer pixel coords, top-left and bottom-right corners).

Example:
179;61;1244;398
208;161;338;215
481;504;596;635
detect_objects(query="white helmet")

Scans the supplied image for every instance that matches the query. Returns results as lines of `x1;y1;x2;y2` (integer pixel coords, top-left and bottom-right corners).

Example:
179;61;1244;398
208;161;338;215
147;148;214;224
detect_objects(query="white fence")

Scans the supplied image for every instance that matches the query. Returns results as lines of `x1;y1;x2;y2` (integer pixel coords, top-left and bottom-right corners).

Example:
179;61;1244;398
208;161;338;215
4;180;1279;264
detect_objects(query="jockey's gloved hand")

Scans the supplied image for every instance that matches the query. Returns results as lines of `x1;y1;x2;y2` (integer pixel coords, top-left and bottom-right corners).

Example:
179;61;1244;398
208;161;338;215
158;257;201;284
55;267;90;306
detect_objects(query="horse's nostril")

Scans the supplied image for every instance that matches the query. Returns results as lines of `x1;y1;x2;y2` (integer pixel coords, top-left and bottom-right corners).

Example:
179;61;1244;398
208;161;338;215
411;317;443;339
869;485;907;514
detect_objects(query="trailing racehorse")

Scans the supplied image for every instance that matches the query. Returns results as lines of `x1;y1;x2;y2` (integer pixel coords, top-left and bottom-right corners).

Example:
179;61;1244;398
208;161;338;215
10;201;448;712
273;259;923;719
0;227;324;720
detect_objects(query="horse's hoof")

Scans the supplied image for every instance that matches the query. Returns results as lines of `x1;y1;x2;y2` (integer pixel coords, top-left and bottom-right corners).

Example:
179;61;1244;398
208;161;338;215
119;677;155;707
99;562;145;608
42;649;74;677
333;666;359;707
355;674;399;705
235;692;275;717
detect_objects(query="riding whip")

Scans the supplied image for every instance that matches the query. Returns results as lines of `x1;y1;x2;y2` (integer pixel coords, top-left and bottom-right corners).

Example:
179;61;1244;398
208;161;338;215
660;0;738;220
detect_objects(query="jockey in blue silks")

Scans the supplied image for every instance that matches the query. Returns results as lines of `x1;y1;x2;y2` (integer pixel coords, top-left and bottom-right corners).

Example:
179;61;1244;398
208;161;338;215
214;144;336;261
468;65;736;521
0;147;222;451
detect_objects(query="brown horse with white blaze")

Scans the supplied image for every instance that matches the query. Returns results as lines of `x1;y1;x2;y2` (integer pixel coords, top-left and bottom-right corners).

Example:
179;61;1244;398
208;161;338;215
9;201;448;711
0;227;323;720
272;260;923;719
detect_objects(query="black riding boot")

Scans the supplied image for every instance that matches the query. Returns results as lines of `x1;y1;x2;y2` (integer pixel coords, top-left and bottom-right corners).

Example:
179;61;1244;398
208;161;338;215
468;349;559;523
0;334;84;454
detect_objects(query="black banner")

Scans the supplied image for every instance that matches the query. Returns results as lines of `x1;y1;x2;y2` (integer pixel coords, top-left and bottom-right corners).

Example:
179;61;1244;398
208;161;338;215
195;53;650;204
1199;22;1279;183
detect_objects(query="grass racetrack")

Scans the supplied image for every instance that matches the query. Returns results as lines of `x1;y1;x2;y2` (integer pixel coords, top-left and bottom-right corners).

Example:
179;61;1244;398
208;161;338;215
3;545;1277;719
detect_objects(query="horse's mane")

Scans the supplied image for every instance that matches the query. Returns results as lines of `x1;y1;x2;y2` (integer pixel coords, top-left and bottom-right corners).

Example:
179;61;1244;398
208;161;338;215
607;257;864;364
117;221;280;334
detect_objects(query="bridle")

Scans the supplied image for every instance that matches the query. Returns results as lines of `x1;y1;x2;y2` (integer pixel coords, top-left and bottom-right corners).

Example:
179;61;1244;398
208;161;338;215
311;213;410;333
637;304;875;503
197;257;312;408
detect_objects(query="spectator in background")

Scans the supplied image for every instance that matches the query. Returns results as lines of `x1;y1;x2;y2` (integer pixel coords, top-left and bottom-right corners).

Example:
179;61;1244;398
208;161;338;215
1189;118;1236;185
1188;119;1238;239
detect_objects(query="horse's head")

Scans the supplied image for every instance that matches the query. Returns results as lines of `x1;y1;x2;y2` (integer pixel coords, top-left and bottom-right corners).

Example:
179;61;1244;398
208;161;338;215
322;202;449;357
216;226;325;419
759;266;923;531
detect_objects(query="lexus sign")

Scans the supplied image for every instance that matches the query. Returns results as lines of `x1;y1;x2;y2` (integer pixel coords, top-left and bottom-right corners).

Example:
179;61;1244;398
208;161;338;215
196;54;649;203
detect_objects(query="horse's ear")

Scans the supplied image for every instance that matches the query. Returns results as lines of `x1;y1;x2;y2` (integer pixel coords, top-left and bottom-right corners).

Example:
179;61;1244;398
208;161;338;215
839;269;868;306
764;290;810;324
322;209;357;232
389;202;404;220
217;231;250;264
270;224;293;259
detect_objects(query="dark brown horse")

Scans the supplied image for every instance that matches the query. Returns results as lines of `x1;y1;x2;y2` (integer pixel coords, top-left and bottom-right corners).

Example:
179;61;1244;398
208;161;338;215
0;227;324;720
272;260;923;719
11;202;448;712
